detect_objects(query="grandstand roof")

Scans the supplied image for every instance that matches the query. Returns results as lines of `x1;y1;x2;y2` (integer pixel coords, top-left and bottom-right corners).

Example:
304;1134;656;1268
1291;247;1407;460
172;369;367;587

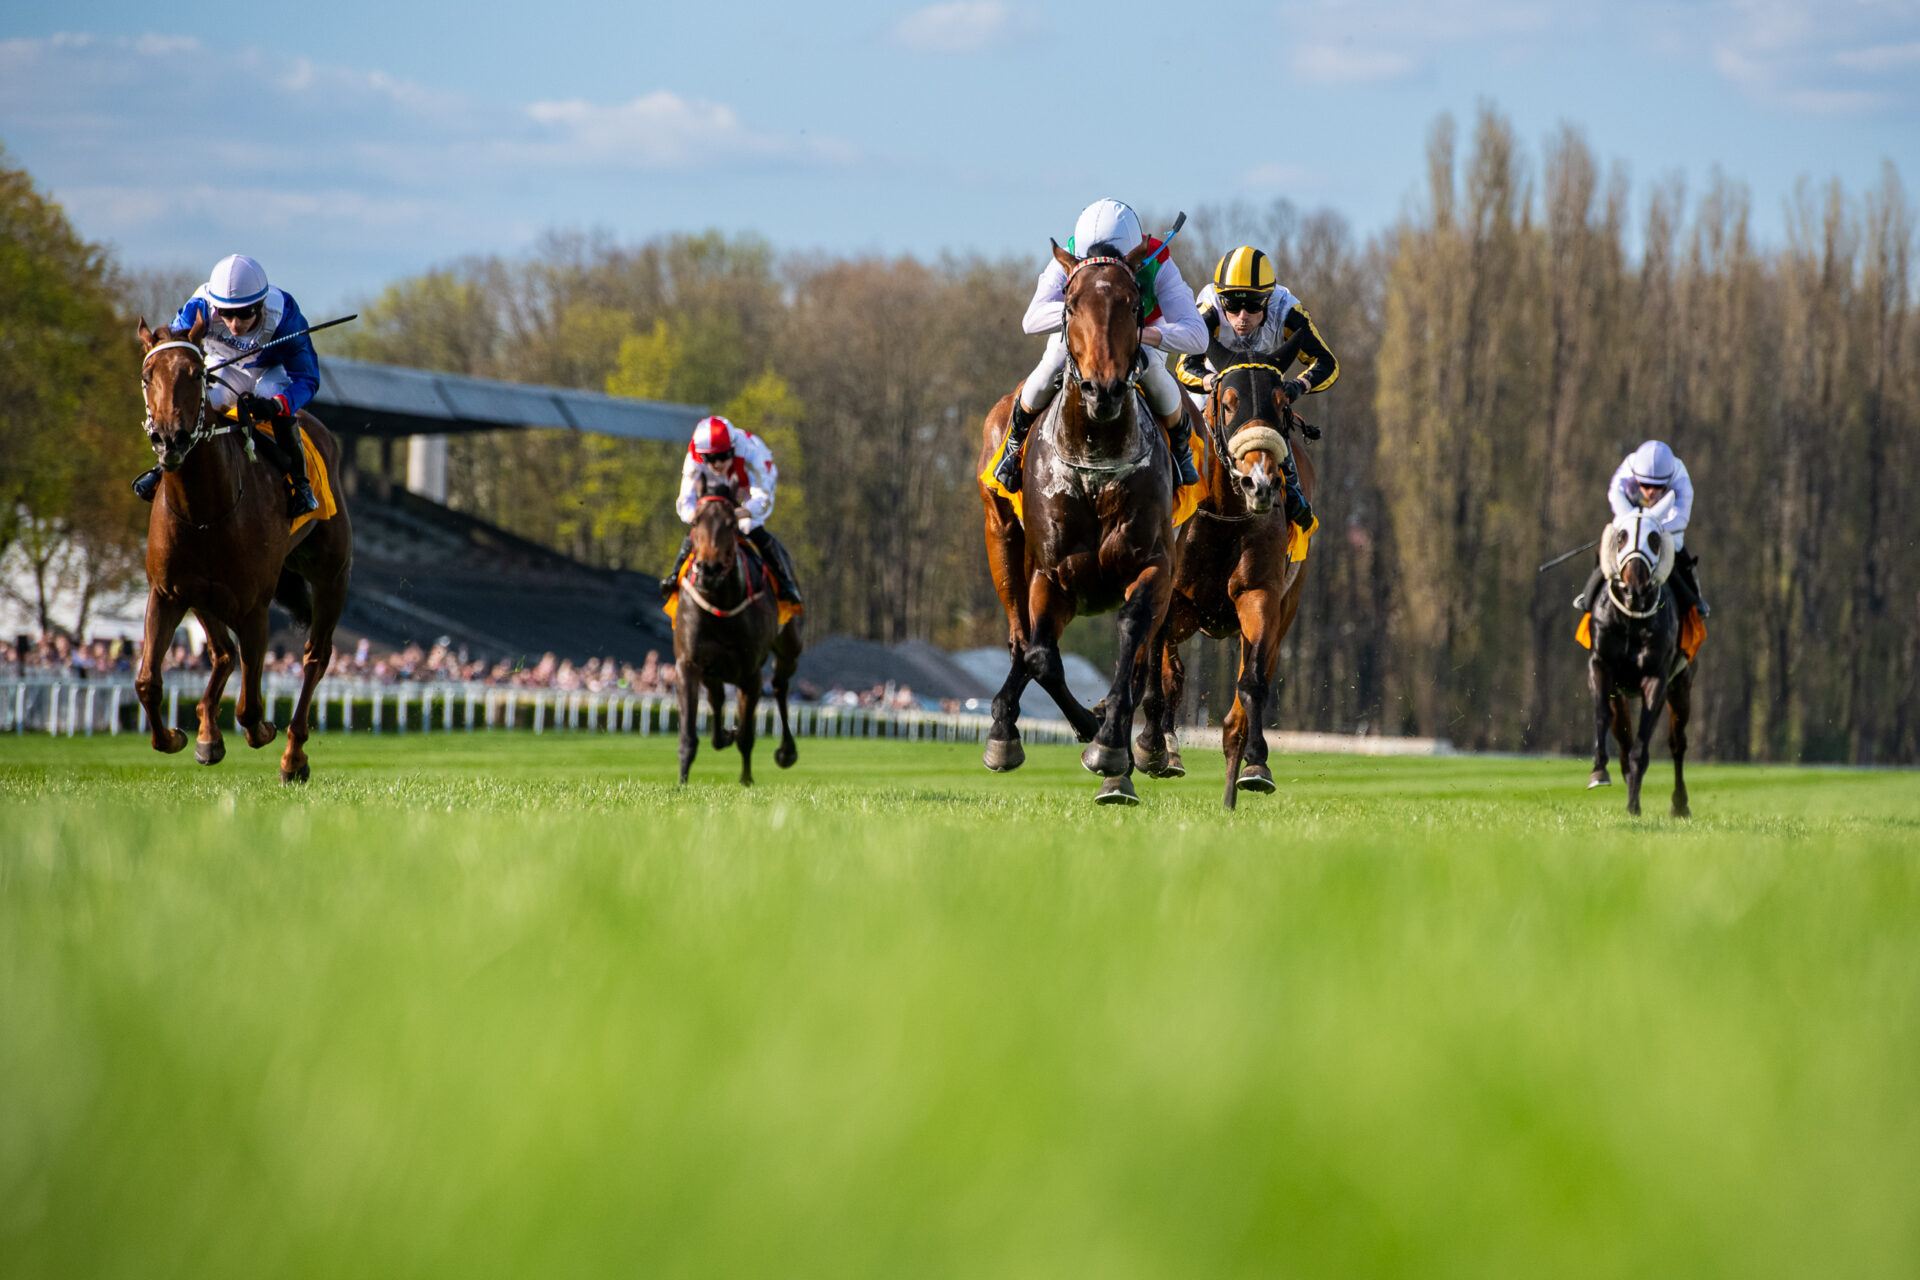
312;356;707;440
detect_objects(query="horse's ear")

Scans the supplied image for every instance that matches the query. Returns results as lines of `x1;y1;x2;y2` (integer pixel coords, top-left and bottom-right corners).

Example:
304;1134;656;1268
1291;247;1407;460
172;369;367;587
1050;238;1077;272
186;311;209;345
137;318;155;349
694;472;709;498
1123;239;1154;270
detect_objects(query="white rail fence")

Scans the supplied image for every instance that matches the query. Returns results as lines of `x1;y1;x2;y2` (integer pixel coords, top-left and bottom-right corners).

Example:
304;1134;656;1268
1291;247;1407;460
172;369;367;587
0;677;1082;748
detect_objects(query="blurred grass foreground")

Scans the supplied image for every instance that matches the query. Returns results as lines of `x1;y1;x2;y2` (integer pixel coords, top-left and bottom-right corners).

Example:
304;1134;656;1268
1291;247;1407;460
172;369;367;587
3;734;1919;1278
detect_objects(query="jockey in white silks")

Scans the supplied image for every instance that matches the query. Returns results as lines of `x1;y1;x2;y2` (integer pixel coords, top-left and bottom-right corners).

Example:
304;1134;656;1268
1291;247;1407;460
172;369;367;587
1576;439;1709;618
660;415;803;605
991;198;1208;494
132;254;322;516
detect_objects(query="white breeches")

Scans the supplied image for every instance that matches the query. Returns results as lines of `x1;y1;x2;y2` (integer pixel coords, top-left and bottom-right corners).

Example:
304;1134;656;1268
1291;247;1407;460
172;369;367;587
207;365;294;415
1018;333;1183;419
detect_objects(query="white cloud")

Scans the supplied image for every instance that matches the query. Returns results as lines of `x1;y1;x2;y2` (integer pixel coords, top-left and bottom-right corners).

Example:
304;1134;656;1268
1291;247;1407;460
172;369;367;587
1709;0;1920;115
521;91;844;169
1835;39;1920;72
891;2;1031;53
1295;43;1418;85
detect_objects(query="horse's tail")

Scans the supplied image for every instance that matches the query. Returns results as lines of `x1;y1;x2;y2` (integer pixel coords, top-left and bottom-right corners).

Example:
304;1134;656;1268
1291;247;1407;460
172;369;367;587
275;569;314;629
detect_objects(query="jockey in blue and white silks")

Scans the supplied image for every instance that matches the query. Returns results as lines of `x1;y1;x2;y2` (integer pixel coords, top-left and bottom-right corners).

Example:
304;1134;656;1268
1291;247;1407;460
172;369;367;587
992;198;1208;494
661;416;803;606
1578;440;1709;618
133;254;322;516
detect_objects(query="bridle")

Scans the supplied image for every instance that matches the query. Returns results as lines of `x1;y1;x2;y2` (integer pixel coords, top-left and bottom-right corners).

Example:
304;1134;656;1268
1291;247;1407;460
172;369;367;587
140;340;253;529
1194;360;1289;523
1059;255;1142;392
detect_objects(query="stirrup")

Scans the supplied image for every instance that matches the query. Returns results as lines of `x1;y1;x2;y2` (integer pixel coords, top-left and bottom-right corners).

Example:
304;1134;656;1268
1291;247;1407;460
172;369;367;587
286;480;320;518
1572;593;1588;613
993;440;1025;493
659;575;679;600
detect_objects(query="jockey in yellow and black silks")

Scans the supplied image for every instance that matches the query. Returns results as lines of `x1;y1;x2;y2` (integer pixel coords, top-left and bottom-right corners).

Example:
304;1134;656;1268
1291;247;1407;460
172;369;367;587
1175;246;1338;528
993;198;1208;495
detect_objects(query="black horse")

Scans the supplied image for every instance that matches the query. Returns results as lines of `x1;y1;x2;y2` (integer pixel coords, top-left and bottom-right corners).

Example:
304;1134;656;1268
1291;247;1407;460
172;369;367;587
1585;511;1692;817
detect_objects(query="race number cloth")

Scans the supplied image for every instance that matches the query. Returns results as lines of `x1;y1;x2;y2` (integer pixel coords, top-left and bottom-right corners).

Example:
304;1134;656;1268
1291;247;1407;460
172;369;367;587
662;552;801;627
978;423;1208;529
290;426;338;534
1576;608;1704;661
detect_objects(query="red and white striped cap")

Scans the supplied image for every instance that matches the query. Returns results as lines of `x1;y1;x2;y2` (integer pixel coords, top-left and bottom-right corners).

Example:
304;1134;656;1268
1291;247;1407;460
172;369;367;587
690;416;735;456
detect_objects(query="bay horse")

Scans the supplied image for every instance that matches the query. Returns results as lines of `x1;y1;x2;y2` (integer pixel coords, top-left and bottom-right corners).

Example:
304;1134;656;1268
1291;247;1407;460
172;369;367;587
1135;359;1315;809
135;317;352;783
1584;510;1692;817
976;239;1180;805
672;481;802;786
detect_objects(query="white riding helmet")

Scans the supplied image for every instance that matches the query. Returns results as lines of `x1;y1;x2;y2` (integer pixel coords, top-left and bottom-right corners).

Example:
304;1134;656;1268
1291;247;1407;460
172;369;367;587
207;254;270;310
1627;439;1678;486
1071;199;1142;256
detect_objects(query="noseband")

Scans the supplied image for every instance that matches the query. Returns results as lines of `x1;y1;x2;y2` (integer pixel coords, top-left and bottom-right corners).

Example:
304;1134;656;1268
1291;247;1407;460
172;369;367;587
141;341;251;467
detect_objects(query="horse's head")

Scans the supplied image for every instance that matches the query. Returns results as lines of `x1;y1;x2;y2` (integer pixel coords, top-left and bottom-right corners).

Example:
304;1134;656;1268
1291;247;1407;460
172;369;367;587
1214;364;1292;516
1052;238;1151;423
689;475;740;595
137;313;210;469
1599;511;1674;612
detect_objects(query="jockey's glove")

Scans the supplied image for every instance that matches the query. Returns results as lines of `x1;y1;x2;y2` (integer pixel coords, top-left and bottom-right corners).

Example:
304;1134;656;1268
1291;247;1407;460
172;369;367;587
240;392;290;422
736;512;753;535
1283;377;1311;403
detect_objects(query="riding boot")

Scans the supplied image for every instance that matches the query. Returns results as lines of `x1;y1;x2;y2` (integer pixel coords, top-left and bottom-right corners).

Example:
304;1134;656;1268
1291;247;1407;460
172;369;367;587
1158;409;1201;488
659;535;693;600
1278;446;1313;528
748;526;804;605
993;399;1039;494
1675;550;1710;618
132;467;163;502
1574;562;1606;614
270;415;320;517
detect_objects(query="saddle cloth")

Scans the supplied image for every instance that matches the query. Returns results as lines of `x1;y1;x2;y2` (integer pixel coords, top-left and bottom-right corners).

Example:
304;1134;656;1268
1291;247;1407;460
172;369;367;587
1576;607;1705;661
979;397;1206;527
662;546;800;626
289;426;338;534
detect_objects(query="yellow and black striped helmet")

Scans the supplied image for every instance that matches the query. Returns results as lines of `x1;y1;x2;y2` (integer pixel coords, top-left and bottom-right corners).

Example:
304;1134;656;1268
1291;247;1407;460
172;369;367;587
1213;246;1276;295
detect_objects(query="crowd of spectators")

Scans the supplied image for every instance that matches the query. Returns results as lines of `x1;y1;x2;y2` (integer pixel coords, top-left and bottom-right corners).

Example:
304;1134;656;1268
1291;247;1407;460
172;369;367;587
11;631;959;712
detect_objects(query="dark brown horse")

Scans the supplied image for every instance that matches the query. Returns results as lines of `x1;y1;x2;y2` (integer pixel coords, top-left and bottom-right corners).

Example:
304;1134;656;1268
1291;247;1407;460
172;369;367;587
133;319;353;783
1135;360;1315;809
977;240;1180;805
1585;511;1692;817
672;483;802;786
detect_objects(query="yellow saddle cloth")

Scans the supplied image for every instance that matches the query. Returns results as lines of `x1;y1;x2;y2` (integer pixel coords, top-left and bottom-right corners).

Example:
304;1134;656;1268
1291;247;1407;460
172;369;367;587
289;427;338;534
663;551;802;627
1577;607;1705;661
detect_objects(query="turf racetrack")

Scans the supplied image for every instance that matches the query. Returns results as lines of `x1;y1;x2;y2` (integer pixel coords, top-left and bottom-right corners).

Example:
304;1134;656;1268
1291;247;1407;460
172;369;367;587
4;734;1918;1277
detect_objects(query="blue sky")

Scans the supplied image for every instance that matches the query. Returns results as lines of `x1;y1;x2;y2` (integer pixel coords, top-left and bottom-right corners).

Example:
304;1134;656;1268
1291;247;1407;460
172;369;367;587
3;1;1916;313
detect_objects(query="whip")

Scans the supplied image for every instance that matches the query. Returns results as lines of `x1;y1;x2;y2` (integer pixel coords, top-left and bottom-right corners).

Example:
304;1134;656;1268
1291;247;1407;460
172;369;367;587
206;314;359;373
1537;539;1599;573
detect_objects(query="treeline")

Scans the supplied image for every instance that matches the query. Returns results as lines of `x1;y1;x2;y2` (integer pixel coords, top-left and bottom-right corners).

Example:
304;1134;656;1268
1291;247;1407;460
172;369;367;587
5;109;1915;761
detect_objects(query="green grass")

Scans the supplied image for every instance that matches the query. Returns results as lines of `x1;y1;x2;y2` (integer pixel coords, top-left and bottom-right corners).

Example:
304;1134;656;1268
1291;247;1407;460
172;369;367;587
3;732;1918;1278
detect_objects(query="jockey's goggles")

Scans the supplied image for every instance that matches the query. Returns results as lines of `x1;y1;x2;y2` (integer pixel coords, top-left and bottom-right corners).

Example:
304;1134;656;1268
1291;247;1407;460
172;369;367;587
215;301;263;321
1220;293;1270;316
700;449;735;464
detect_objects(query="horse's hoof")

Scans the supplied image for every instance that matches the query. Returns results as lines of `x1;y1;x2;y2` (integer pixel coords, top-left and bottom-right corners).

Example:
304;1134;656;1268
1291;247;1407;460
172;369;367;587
1671;801;1691;819
1587;770;1612;788
1628;801;1642;817
739;776;753;788
1236;763;1276;794
1081;742;1130;777
1093;776;1139;806
158;728;188;755
775;743;797;769
1133;735;1170;776
280;762;310;785
1162;749;1186;778
713;730;734;749
246;721;277;749
195;739;225;766
982;736;1026;772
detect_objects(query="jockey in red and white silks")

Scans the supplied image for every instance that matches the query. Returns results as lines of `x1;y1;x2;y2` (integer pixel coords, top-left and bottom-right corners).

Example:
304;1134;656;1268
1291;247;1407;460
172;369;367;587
663;416;803;605
992;199;1208;494
1579;440;1709;618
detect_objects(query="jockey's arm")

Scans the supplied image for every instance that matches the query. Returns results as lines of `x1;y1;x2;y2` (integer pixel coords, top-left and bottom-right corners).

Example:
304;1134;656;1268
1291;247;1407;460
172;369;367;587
269;296;321;415
1146;257;1208;355
1664;460;1694;533
1606;457;1639;521
1174;304;1222;390
740;446;777;528
673;456;702;524
1021;262;1069;335
169;295;210;334
1280;305;1339;394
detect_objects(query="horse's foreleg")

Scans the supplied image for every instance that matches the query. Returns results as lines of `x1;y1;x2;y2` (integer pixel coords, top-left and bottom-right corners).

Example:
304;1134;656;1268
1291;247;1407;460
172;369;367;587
707;679;733;750
282;563;344;784
1232;588;1285;799
735;682;758;787
773;623;800;770
1626;675;1670;817
1133;613;1173;774
234;607;277;750
136;590;189;755
1085;564;1171;778
1587;660;1614;787
1668;670;1692;818
1025;575;1101;743
194;611;237;766
985;636;1034;772
676;660;701;784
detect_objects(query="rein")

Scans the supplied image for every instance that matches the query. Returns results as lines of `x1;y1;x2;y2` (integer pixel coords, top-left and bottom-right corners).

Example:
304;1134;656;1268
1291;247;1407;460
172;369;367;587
680;548;765;619
1606;572;1666;620
1197;360;1292;522
1053;257;1153;474
142;340;255;531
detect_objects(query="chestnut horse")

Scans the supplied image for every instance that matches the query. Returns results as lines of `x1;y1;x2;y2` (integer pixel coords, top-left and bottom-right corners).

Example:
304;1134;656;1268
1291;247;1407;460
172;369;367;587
1585;511;1692;817
1135;360;1315;809
134;318;353;783
672;482;802;786
977;240;1180;805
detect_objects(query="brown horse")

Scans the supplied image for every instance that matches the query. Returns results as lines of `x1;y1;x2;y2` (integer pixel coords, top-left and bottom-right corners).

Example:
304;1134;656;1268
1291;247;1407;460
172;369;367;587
672;482;802;786
1135;360;1315;809
976;240;1180;805
134;318;353;782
